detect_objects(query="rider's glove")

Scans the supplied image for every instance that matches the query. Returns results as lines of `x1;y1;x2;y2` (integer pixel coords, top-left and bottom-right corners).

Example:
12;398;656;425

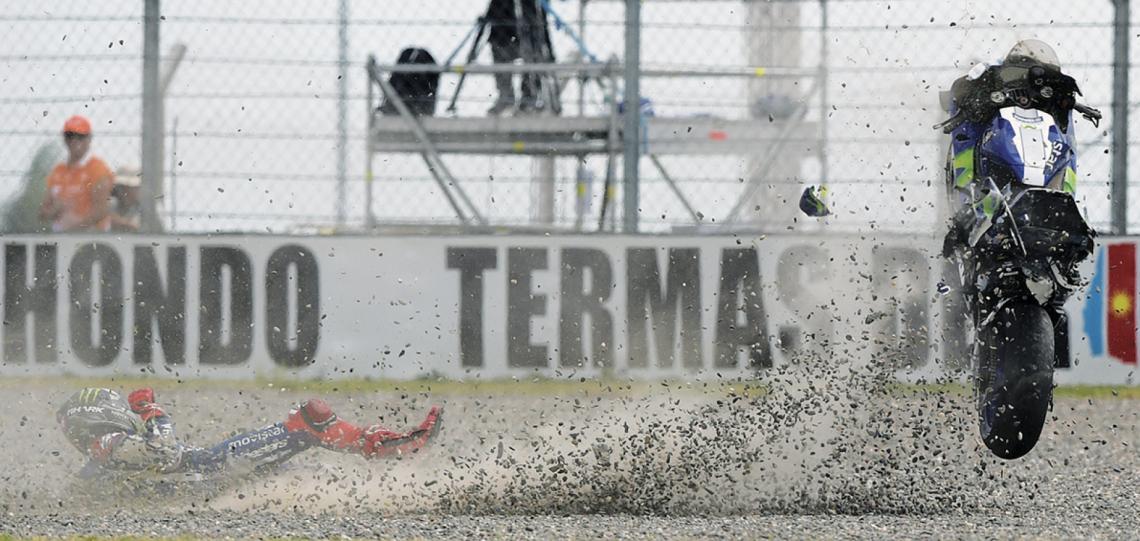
128;388;154;410
361;405;443;459
128;387;173;437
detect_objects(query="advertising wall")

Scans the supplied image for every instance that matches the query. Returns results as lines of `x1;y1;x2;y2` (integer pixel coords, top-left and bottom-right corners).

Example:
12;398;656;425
0;234;1132;385
1059;240;1140;385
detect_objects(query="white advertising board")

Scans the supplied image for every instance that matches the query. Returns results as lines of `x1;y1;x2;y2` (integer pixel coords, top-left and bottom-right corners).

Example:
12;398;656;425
0;234;1131;385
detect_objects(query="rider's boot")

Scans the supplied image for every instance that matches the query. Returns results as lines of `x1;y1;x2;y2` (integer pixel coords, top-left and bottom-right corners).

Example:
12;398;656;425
284;399;443;459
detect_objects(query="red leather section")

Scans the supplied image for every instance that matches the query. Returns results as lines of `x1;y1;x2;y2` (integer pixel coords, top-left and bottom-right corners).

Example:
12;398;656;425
362;405;443;459
285;399;364;452
285;400;443;459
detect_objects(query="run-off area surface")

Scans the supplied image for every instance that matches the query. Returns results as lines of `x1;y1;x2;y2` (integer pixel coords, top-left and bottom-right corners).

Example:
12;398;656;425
0;374;1137;540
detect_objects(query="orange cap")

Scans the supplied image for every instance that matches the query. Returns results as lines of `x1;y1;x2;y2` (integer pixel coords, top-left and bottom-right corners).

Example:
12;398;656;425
62;115;91;135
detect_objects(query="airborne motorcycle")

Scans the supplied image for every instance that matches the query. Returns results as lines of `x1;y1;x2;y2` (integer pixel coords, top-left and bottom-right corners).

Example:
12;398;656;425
937;40;1101;459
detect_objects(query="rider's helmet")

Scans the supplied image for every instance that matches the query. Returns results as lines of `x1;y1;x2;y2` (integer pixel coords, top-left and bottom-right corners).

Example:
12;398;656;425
56;388;143;453
1004;39;1061;71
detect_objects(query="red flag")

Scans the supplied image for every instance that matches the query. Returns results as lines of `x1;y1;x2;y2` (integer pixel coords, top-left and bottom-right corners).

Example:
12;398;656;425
1106;243;1137;365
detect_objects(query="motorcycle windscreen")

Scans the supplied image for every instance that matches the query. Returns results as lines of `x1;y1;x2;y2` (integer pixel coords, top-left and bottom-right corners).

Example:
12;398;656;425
979;107;1073;188
1005;39;1062;71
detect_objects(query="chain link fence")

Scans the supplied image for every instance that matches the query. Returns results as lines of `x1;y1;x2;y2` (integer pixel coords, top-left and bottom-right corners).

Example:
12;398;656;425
814;0;1117;233
0;0;1132;234
0;3;143;231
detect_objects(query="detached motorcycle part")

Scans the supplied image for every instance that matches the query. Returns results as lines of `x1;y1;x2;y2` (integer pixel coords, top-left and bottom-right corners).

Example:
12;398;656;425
976;302;1055;460
1051;309;1071;369
798;185;831;217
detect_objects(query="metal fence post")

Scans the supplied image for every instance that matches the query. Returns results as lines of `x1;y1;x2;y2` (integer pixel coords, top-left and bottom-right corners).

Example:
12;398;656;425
336;0;349;228
365;60;376;230
819;0;829;193
622;0;641;233
1112;0;1130;235
141;0;162;233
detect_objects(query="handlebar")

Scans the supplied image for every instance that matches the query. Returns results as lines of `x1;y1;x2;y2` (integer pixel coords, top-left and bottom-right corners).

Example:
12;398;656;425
934;111;966;134
934;63;1093;132
1074;103;1102;127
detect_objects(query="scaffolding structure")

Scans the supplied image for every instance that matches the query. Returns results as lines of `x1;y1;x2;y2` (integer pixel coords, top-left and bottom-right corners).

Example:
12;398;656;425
364;58;822;232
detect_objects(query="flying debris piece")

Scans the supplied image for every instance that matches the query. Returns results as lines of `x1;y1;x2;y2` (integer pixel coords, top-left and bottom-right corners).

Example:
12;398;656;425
864;311;889;325
799;185;831;217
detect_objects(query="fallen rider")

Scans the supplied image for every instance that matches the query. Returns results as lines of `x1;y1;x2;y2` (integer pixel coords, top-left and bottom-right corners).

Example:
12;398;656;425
56;387;443;477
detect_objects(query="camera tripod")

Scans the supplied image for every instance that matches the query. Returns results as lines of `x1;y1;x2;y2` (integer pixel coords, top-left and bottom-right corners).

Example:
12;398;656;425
445;0;562;115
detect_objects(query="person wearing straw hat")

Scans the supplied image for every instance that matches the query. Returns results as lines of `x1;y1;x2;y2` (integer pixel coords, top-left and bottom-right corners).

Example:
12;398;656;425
109;165;142;232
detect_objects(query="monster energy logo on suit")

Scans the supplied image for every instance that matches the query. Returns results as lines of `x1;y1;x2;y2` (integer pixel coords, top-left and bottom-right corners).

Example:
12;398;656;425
1;239;320;369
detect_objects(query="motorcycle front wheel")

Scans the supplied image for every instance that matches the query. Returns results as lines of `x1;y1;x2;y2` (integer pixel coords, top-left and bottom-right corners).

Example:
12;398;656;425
975;302;1055;459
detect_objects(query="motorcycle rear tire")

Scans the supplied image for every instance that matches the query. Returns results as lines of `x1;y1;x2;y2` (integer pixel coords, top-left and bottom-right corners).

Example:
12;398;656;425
976;302;1055;459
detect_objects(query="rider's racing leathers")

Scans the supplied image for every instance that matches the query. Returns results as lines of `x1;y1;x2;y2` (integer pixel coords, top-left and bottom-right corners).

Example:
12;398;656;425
56;387;443;476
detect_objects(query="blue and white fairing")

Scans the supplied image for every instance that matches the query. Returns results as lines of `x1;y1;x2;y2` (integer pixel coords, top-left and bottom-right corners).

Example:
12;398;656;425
978;106;1076;191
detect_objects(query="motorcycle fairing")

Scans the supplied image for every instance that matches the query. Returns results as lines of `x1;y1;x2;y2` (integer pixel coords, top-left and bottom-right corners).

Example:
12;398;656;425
978;107;1075;191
